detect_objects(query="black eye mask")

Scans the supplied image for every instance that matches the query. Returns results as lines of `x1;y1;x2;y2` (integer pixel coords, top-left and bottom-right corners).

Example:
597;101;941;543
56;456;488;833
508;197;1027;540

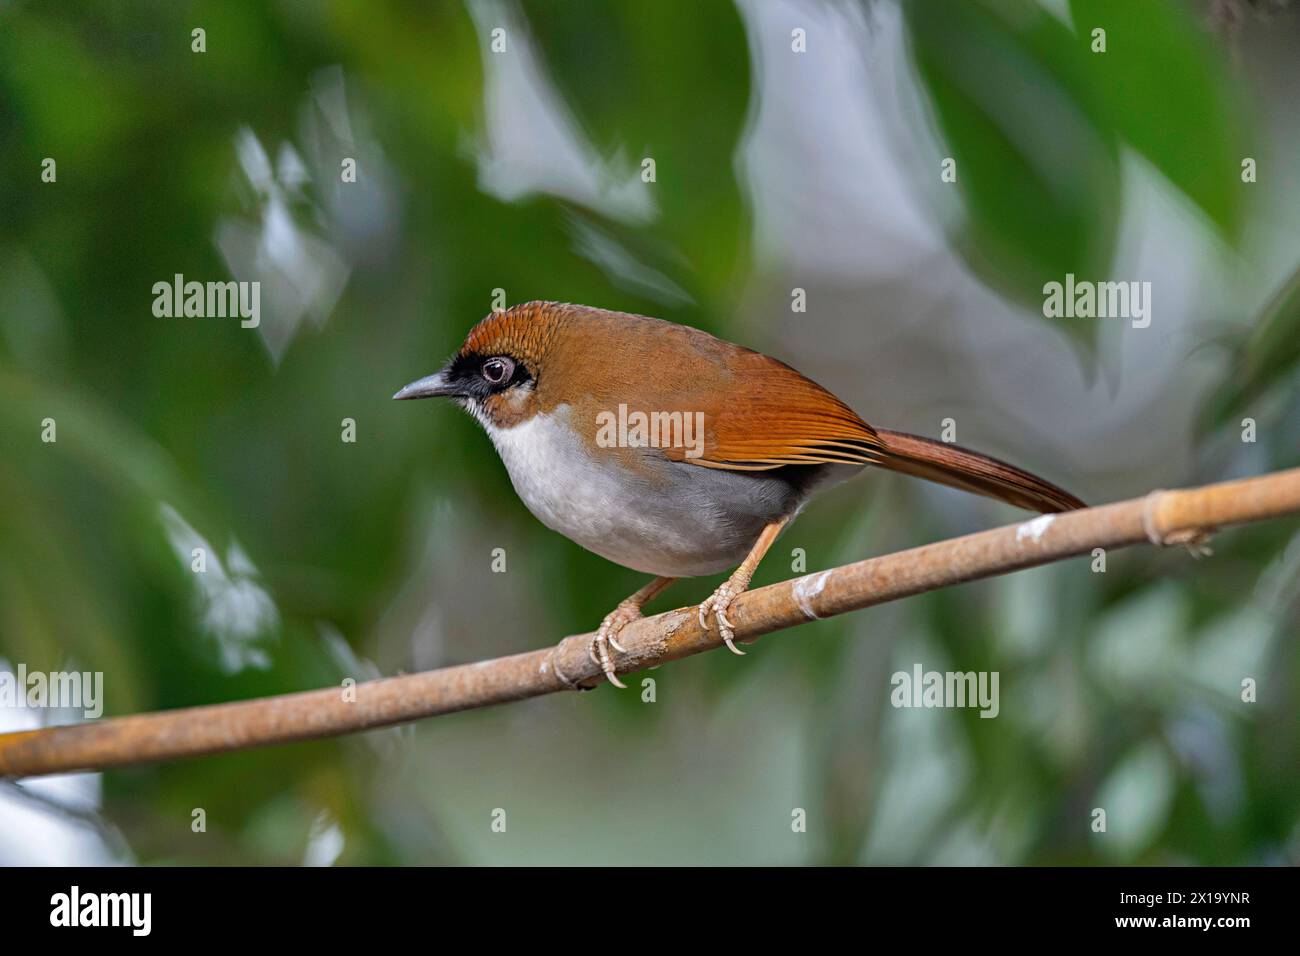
444;351;533;400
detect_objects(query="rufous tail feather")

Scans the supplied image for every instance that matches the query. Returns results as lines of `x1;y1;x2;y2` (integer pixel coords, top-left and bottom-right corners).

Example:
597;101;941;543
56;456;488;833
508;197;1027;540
874;428;1084;514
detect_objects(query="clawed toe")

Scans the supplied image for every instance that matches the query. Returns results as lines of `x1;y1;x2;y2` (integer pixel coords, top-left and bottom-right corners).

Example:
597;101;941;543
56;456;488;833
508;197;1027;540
554;577;675;690
699;583;747;656
587;604;640;688
589;632;627;689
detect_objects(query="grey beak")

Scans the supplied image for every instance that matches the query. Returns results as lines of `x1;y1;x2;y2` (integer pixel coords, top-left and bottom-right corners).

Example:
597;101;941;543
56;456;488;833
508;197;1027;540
393;370;457;400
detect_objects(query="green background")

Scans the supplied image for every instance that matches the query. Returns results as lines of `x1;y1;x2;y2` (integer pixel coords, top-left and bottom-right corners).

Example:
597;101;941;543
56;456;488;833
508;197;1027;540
0;0;1297;864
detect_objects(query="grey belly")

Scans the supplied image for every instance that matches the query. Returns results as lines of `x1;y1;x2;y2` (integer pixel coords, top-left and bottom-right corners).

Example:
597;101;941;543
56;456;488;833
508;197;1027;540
487;407;862;577
605;461;809;576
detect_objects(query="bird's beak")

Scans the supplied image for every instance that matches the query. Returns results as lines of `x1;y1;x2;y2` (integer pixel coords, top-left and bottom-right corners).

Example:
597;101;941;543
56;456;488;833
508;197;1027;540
392;370;458;400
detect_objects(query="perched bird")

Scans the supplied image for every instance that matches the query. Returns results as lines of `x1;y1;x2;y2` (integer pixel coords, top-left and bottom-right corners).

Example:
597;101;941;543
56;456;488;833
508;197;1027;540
395;301;1084;687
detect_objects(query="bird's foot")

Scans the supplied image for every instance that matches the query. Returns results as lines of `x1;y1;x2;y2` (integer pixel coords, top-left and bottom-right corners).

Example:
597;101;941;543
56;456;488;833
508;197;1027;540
587;600;643;689
699;577;750;656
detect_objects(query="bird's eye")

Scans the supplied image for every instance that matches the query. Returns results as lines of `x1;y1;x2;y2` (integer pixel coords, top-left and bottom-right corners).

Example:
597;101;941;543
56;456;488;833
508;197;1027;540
481;356;514;386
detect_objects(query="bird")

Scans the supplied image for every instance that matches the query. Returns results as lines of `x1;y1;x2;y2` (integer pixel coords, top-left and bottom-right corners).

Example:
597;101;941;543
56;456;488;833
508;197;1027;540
395;301;1084;687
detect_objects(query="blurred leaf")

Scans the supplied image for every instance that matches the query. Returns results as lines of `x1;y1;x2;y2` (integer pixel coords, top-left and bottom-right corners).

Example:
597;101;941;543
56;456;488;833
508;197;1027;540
1069;0;1250;238
903;0;1121;358
524;0;751;319
1197;263;1300;432
1093;739;1176;861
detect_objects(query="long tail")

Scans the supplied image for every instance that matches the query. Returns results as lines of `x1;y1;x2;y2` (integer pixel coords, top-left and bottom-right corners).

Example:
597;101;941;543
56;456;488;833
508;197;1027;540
873;428;1084;514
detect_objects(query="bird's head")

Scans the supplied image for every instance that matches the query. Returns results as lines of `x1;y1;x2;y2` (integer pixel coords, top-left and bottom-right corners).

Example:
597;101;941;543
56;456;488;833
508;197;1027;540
393;301;568;430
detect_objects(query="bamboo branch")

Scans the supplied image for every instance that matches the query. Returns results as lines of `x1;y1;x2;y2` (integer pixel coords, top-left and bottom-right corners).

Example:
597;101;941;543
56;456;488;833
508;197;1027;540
2;467;1298;779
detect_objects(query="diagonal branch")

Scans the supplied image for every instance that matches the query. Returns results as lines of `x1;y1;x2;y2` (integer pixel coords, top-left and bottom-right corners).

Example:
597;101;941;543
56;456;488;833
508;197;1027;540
2;467;1298;779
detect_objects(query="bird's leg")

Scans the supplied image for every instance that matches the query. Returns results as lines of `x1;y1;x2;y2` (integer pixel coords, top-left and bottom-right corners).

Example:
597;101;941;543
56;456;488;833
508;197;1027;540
699;517;789;655
588;576;676;688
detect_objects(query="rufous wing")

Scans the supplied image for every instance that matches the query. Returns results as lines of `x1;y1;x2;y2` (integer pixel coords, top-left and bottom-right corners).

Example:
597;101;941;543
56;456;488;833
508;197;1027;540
666;349;886;470
662;343;1083;516
558;307;1082;515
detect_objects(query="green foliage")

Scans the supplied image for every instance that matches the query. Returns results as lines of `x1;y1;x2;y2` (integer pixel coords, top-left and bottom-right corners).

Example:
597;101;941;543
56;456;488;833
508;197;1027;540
0;0;1295;866
904;0;1120;356
1199;264;1300;434
903;0;1251;359
1069;0;1250;238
